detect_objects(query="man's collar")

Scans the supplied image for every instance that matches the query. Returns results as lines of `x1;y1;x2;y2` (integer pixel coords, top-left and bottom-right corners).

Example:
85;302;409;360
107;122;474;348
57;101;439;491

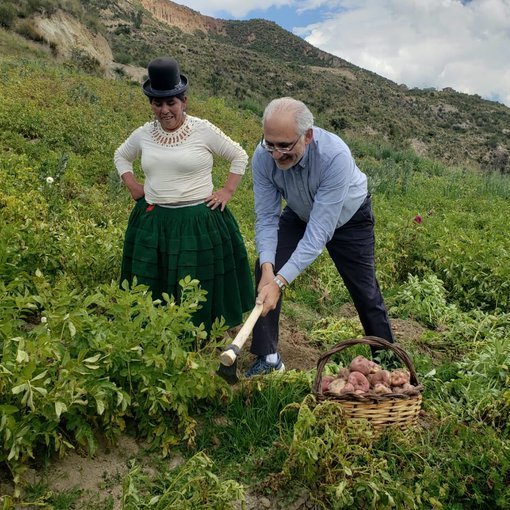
297;144;311;168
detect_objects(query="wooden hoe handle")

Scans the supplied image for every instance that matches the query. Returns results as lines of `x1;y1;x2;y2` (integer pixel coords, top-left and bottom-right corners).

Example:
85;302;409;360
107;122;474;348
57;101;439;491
219;303;263;366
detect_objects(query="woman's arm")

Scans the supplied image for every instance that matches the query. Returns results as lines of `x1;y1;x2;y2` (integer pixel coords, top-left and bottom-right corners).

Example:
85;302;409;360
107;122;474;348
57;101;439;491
207;172;242;211
121;172;145;201
202;119;249;211
114;126;144;201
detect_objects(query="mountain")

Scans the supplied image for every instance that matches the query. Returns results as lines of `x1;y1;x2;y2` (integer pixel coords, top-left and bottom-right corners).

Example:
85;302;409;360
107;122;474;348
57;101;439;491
1;0;509;173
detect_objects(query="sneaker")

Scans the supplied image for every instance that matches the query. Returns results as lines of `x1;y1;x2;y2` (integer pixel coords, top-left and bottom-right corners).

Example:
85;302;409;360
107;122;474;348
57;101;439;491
245;354;285;378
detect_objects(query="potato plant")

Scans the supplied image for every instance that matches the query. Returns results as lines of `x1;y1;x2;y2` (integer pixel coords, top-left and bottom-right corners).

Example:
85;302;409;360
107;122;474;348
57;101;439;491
0;274;228;485
427;332;510;430
121;452;245;510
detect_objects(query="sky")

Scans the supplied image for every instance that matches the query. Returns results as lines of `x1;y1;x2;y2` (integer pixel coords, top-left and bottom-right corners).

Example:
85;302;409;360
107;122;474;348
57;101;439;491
174;0;510;107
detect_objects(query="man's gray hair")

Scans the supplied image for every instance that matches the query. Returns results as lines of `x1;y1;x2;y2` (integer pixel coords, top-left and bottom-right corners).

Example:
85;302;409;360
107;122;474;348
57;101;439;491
262;97;314;135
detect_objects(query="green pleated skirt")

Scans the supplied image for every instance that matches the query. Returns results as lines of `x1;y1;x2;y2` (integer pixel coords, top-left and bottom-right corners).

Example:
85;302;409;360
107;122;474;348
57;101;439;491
120;199;255;332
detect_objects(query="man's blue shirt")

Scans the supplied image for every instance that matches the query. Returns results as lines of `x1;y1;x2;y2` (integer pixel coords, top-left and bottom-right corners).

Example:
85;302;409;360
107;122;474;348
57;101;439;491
252;126;368;284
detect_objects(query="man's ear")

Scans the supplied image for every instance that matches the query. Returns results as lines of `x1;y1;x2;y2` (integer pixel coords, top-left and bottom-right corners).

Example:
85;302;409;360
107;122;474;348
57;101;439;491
304;128;314;145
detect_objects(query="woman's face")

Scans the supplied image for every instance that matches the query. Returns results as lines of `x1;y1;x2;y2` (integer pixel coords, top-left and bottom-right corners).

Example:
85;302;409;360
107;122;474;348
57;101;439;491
151;96;187;132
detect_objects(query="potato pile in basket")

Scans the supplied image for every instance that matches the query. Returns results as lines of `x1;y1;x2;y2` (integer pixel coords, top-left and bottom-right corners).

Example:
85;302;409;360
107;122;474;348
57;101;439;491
322;355;416;396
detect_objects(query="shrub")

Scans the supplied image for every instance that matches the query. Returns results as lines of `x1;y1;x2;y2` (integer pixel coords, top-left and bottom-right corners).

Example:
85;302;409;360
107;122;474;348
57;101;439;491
68;48;102;75
0;4;17;28
390;273;459;328
114;51;133;65
278;396;510;509
15;20;45;43
429;331;510;430
121;453;244;509
0;275;227;484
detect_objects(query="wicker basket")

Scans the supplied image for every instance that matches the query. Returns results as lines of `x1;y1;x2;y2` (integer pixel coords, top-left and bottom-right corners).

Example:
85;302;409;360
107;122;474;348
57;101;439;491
311;336;423;433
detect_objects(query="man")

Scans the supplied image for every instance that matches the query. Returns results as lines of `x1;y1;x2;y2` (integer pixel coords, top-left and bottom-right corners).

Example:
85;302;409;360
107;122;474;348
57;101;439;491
246;97;394;377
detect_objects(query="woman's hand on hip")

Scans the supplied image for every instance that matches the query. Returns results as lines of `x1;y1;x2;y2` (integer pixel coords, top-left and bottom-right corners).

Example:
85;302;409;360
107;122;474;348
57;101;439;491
130;183;145;201
206;187;233;211
121;173;145;201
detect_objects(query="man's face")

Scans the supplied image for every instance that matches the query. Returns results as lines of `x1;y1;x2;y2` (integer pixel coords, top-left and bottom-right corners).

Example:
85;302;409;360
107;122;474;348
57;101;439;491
263;112;312;170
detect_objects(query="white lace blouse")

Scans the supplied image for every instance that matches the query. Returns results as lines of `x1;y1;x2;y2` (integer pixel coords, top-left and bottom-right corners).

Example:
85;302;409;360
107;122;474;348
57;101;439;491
114;114;248;204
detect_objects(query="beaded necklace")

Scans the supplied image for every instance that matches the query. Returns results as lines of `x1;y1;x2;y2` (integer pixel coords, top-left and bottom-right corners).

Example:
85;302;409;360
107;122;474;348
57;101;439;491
150;114;193;146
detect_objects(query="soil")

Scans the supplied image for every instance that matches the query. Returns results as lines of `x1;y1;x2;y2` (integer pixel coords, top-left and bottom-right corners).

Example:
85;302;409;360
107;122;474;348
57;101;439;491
2;308;426;509
20;436;141;508
238;315;324;374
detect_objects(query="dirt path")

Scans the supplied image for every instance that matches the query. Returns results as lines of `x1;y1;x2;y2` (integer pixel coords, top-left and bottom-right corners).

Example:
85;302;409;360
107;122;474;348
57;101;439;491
239;305;426;373
237;315;323;373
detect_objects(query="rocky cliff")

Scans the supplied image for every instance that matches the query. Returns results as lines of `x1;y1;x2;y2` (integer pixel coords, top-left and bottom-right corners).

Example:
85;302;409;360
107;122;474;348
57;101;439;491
139;0;224;34
32;10;113;67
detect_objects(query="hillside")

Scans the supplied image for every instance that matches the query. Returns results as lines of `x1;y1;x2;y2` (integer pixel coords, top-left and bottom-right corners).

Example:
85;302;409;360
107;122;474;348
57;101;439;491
0;0;509;174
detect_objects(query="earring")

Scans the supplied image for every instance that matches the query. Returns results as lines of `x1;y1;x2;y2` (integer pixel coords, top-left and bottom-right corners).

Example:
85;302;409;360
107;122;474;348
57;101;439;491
153;116;158;128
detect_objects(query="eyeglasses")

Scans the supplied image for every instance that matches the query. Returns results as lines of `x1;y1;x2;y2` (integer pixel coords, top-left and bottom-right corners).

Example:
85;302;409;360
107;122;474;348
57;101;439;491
260;135;302;154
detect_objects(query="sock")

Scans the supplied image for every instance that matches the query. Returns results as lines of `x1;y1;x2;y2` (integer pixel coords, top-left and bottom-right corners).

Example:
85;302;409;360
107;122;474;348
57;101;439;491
266;353;278;364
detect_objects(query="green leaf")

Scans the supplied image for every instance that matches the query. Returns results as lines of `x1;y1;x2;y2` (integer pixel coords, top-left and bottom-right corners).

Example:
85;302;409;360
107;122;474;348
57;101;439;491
16;349;29;363
31;370;48;382
96;399;105;415
83;353;101;364
11;383;28;395
55;401;67;418
0;405;19;415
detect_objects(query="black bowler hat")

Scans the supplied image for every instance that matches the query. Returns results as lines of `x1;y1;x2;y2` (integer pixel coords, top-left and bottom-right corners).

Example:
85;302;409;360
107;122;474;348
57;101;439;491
142;57;188;98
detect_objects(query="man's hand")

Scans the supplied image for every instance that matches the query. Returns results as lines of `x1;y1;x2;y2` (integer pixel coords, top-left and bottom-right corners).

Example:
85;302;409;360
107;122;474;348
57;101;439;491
256;263;288;316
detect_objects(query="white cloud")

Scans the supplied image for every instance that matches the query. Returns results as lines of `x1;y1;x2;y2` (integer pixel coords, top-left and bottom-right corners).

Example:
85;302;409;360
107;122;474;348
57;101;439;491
176;0;291;17
174;0;510;106
294;0;510;106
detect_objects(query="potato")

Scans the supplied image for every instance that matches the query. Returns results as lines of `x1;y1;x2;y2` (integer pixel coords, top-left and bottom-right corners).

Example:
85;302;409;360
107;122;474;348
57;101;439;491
390;369;411;387
349;355;373;375
338;367;350;379
328;377;347;395
368;363;381;374
320;375;335;392
402;383;415;393
373;383;392;394
339;382;355;394
347;371;370;393
368;369;391;387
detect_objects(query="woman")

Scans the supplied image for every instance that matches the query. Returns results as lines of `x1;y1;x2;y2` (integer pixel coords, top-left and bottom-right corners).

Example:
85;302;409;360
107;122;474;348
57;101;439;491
114;56;254;332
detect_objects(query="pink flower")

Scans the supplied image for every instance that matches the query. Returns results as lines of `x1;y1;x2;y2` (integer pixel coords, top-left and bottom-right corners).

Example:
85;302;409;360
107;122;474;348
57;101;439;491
413;215;423;224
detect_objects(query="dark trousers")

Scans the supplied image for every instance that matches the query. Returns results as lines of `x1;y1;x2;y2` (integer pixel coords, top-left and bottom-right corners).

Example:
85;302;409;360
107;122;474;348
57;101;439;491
250;195;394;356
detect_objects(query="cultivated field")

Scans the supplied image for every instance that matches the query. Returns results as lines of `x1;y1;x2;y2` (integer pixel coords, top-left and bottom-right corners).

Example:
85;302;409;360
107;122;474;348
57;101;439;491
1;56;509;509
